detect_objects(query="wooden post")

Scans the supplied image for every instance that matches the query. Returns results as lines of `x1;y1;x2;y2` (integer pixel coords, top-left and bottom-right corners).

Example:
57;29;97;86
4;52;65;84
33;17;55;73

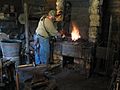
24;0;30;64
105;15;112;74
15;71;19;90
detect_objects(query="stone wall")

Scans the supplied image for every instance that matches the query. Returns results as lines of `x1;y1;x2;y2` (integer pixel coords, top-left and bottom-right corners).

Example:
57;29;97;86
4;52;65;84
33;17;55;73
68;0;89;39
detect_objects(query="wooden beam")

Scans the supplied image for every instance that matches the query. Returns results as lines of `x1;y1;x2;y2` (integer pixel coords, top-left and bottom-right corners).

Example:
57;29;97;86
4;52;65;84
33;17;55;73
24;0;30;64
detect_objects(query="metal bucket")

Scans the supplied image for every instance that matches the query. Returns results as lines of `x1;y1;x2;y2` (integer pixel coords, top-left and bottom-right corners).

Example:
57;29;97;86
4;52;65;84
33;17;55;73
1;40;22;66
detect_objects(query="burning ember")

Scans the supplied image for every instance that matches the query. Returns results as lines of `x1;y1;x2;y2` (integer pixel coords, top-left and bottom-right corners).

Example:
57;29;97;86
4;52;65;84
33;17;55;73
71;21;81;41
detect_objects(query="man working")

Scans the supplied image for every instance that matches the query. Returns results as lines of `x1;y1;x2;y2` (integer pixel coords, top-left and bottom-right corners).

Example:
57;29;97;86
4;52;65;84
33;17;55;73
34;10;60;65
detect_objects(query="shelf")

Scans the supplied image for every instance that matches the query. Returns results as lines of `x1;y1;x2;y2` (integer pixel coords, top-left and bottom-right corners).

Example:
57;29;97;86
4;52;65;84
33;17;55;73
0;12;17;21
0;19;16;22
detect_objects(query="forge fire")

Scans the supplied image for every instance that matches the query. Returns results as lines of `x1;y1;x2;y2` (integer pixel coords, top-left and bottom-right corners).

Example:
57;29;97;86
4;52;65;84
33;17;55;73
71;21;81;41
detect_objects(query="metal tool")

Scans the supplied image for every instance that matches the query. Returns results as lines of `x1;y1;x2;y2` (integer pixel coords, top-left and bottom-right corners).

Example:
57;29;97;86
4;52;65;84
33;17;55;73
0;58;5;87
109;60;120;90
116;65;120;90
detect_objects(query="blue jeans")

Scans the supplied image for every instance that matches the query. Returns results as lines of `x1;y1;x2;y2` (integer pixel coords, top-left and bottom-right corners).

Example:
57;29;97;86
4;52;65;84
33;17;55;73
34;34;50;64
34;34;40;64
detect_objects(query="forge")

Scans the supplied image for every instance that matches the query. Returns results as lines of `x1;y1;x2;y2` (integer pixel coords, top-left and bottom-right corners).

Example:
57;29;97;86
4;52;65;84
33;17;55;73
53;20;94;77
53;35;94;77
60;20;92;58
61;38;92;58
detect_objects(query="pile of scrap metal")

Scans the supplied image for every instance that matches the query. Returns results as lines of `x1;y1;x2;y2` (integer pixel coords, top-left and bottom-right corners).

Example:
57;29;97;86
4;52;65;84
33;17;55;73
0;58;15;89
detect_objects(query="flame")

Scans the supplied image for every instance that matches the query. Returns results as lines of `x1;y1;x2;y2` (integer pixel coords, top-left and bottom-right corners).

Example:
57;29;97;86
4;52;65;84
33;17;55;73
71;21;81;41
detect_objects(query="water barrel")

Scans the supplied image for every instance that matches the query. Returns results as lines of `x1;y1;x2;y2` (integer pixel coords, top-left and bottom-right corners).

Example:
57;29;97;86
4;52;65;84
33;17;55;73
0;32;9;58
1;40;22;67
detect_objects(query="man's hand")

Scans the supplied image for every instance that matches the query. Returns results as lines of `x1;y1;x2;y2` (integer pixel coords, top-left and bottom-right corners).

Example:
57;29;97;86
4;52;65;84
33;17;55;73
56;32;61;38
59;30;66;38
62;34;66;38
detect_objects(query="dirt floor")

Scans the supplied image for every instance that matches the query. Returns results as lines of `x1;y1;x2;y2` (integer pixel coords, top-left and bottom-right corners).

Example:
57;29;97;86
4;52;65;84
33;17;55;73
55;69;110;90
18;64;110;90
